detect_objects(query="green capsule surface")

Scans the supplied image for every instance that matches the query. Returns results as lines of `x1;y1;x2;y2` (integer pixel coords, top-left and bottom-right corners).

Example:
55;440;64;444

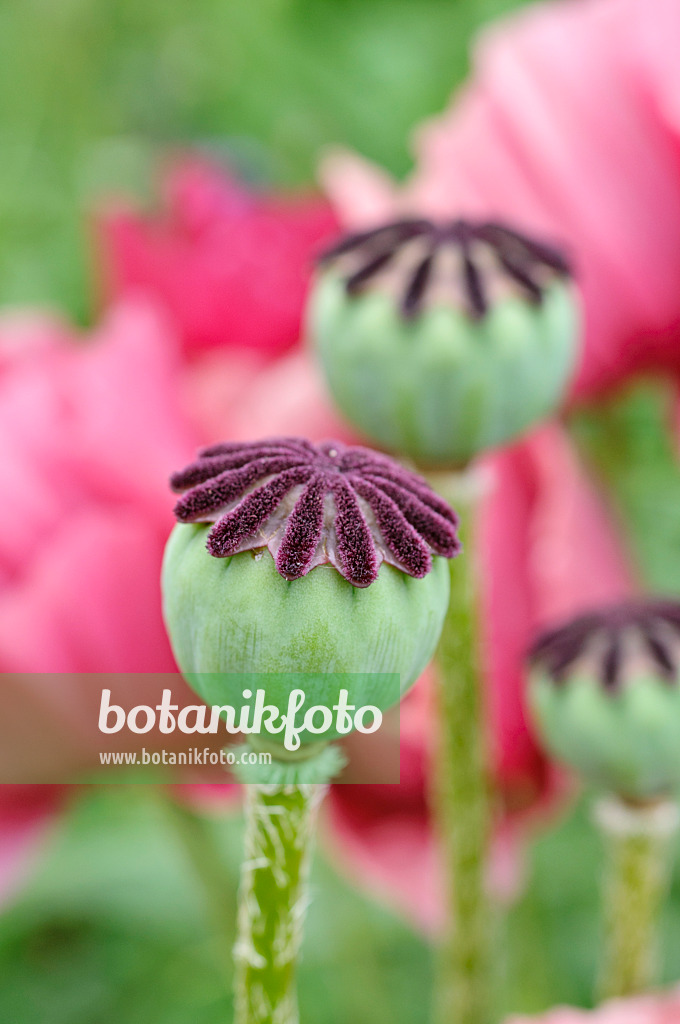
530;670;680;801
162;523;450;746
308;270;579;466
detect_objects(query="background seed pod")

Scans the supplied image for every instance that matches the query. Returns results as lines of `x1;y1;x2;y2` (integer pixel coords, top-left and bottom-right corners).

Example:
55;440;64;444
529;671;680;802
308;270;579;467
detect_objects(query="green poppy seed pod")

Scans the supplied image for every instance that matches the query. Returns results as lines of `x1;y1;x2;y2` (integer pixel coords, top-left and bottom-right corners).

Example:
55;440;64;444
162;437;459;751
307;218;580;467
528;600;680;803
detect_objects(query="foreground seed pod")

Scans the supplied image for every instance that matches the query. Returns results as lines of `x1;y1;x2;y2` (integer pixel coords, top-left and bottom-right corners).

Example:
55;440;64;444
528;600;680;802
162;437;459;750
308;217;579;467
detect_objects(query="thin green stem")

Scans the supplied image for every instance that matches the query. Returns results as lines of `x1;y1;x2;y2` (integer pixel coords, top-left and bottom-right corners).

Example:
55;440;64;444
431;470;494;1024
234;783;325;1024
596;796;679;1001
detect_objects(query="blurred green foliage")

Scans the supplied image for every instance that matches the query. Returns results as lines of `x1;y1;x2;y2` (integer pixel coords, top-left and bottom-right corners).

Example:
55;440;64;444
0;787;678;1023
0;0;525;318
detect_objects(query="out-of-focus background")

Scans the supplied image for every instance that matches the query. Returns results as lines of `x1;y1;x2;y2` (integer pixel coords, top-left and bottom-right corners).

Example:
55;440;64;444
1;0;522;320
3;1;680;1022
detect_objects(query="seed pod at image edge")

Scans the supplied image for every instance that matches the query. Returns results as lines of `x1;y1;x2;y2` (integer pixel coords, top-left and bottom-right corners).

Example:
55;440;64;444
528;600;680;803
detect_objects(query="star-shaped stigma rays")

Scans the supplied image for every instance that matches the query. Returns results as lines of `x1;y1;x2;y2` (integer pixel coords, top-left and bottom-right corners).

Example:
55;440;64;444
318;217;571;320
170;438;460;587
529;599;680;690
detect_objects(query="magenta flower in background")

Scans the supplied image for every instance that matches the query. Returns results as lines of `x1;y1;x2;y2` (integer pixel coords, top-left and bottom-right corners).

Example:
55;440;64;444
0;300;201;897
320;0;680;401
506;986;680;1022
99;158;338;360
0;299;210;825
0;300;194;674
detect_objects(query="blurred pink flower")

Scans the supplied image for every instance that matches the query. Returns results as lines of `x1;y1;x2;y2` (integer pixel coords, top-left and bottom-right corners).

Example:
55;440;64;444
320;0;680;400
0;300;195;674
98;159;338;360
507;986;680;1022
0;300;204;896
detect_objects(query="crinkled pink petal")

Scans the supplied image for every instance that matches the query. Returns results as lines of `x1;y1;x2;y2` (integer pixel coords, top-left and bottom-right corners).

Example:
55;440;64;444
60;300;193;513
0;510;176;673
179;349;271;445
523;425;637;623
0;299;195;588
0;299;200;795
620;0;680;143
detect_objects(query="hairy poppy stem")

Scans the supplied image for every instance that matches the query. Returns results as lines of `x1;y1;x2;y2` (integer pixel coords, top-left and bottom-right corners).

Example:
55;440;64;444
430;469;495;1024
234;783;326;1024
596;796;679;1001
